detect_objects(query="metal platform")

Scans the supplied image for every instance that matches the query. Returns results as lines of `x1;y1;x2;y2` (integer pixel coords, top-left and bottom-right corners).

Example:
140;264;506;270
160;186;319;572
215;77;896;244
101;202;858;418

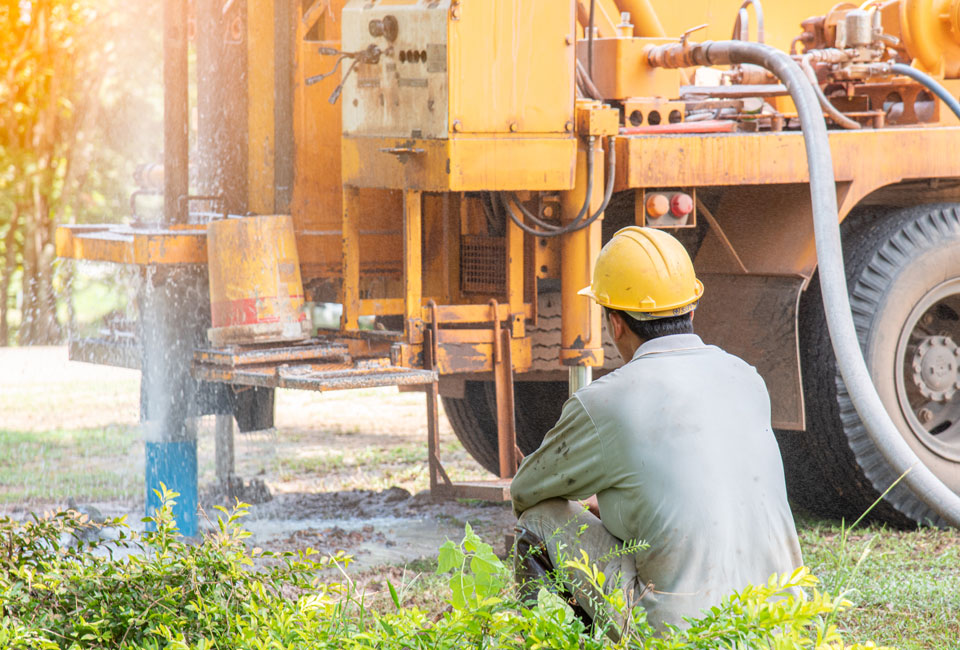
192;338;437;392
430;479;512;501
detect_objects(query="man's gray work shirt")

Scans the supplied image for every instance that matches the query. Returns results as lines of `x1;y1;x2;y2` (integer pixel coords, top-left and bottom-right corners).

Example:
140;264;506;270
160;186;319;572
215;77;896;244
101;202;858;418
511;334;803;629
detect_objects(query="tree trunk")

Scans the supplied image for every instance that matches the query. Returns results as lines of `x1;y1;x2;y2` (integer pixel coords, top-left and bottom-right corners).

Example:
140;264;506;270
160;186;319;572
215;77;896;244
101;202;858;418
0;205;21;346
18;182;60;345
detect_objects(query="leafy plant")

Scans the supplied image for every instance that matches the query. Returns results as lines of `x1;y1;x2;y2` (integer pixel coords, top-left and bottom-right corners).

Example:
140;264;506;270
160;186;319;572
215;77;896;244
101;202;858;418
0;488;897;649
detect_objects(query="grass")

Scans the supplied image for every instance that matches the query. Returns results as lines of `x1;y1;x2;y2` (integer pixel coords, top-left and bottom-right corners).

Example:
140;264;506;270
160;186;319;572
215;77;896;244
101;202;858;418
277;440;460;475
0;425;142;503
796;511;960;650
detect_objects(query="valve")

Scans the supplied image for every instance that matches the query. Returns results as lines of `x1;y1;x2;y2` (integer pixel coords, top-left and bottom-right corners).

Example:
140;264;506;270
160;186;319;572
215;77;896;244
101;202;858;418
305;43;383;104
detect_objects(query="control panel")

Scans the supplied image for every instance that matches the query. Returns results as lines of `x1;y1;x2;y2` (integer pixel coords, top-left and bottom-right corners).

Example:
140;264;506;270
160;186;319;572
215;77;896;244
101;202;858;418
340;0;574;140
342;1;450;139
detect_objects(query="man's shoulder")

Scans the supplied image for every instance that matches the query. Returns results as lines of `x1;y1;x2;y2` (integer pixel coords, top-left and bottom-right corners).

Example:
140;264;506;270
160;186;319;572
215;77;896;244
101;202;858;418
574;341;766;405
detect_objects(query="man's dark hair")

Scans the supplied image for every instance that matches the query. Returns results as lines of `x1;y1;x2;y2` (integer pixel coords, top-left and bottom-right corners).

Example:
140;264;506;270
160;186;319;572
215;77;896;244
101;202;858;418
604;307;693;341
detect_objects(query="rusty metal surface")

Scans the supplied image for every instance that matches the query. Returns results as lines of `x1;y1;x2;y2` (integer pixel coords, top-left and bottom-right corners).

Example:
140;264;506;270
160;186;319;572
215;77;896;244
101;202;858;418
193;358;437;391
492;302;519;479
431;479;512;502
68;336;141;370
681;84;788;98
55;224;207;265
193;340;349;367
277;365;437;391
694;272;806;430
695;184;822;277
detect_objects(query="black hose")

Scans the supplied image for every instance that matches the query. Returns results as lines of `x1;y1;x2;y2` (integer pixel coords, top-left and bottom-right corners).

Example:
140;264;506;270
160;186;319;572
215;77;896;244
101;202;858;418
889;63;960;121
503;138;594;236
503;136;616;238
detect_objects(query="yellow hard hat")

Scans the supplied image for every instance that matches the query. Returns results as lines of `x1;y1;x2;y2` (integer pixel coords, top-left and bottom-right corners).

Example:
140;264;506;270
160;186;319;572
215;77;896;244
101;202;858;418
578;226;703;320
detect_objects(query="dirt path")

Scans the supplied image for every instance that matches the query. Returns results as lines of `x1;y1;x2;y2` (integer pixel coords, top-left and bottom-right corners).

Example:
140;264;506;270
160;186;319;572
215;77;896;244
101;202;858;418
0;347;516;567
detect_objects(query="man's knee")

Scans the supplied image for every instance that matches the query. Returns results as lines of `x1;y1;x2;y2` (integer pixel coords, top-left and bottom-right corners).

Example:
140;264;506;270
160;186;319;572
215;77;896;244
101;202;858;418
516;498;586;541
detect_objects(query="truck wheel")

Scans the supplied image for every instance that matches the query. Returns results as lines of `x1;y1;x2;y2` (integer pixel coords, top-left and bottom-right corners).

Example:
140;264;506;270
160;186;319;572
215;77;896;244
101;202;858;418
796;204;960;526
443;380;568;475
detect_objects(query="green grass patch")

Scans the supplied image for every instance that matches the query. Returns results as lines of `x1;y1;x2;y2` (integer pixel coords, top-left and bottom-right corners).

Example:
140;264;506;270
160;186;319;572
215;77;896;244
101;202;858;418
277;441;458;475
798;513;960;650
0;426;141;504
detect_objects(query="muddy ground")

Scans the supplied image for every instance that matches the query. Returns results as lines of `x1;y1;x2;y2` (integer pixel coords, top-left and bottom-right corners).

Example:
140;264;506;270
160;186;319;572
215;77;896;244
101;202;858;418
0;347;516;569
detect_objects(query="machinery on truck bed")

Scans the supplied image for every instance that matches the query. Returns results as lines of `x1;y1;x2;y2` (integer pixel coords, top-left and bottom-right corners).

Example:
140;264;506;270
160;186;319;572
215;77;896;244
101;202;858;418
57;0;960;531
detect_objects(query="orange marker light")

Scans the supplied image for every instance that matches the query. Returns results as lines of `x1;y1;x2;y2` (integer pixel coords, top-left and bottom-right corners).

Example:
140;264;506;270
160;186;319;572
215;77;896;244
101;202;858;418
646;193;670;219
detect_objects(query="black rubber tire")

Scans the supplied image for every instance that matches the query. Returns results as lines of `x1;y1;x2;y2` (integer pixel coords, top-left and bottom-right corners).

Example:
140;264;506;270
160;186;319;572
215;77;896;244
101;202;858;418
791;204;960;526
442;380;569;475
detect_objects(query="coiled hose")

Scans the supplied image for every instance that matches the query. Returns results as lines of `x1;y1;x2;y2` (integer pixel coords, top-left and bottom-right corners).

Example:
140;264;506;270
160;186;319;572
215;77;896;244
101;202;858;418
647;40;960;526
503;136;616;238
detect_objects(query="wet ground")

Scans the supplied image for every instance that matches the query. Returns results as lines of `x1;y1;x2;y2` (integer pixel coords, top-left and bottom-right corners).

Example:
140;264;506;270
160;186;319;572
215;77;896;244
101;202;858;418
0;347;516;568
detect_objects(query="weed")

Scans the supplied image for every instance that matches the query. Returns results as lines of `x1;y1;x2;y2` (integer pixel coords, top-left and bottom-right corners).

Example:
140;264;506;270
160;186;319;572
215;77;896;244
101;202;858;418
0;489;895;649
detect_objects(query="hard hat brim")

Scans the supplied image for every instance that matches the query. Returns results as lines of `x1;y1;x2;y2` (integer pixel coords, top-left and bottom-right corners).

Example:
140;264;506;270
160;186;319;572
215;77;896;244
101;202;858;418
577;280;704;317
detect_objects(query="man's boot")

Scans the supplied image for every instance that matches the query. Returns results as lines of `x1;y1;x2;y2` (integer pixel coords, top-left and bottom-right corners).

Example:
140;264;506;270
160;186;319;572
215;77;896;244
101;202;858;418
514;526;593;627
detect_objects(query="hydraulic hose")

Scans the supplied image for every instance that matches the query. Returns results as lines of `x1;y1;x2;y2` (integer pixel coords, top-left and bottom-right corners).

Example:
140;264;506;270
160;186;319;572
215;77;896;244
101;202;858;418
504;136;616;238
647;39;960;526
889;63;960;121
801;54;861;130
503;143;593;236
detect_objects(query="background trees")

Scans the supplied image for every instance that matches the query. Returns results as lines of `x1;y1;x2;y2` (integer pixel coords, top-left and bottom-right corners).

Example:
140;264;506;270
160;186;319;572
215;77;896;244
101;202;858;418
0;0;161;345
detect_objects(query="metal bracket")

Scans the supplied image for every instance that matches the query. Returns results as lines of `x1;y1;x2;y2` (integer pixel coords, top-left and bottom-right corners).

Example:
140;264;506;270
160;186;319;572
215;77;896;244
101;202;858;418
424;299;513;501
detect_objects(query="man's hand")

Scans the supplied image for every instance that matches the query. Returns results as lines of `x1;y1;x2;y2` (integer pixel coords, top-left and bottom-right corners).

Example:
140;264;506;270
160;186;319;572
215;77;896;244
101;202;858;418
580;495;600;519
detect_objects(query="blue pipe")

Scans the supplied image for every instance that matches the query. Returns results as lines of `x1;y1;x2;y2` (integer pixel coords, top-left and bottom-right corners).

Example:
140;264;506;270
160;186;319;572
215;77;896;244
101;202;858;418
145;440;198;537
889;63;960;121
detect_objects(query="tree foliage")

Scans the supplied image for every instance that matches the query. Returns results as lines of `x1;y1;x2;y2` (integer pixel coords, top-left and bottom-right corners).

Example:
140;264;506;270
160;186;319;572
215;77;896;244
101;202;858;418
0;0;161;345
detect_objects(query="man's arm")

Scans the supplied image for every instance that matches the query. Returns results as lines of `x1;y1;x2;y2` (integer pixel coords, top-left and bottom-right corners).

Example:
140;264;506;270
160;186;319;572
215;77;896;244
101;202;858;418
580;495;601;518
510;395;610;517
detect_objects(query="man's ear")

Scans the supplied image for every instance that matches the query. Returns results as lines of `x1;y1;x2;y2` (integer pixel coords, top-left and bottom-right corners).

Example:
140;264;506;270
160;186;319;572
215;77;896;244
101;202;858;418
607;310;627;341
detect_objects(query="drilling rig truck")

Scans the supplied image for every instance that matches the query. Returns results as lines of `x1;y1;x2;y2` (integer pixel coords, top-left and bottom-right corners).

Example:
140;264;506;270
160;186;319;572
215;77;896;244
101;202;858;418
58;0;960;533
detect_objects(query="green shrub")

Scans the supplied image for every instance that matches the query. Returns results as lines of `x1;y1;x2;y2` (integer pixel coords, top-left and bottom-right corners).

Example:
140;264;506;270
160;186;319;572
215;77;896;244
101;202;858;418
0;487;895;649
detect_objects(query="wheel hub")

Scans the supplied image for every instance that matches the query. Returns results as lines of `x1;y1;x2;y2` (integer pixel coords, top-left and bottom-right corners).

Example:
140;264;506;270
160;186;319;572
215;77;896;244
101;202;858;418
911;335;960;402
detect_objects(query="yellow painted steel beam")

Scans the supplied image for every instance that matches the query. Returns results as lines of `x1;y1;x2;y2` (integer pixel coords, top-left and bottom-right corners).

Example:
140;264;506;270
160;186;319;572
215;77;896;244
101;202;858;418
504;202;526;338
340;187;361;329
55;225;207;265
560;137;605;367
356;300;535;322
247;0;276;214
342;136;577;192
403;189;424;344
616;127;960;191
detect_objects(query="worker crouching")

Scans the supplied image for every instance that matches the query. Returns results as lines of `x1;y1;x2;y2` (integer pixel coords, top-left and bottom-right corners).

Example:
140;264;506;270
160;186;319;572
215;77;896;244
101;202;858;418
511;226;803;636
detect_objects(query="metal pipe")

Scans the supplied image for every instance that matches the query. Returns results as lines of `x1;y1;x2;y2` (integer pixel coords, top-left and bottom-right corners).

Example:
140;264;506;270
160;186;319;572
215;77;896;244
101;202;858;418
889;63;960;121
801;54;861;130
163;0;189;225
647;38;960;527
576;59;603;100
569;366;593;395
614;0;666;37
588;0;596;78
731;0;765;43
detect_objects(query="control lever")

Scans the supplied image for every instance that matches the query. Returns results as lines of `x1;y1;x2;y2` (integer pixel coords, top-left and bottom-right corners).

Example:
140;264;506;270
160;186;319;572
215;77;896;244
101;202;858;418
305;44;382;105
